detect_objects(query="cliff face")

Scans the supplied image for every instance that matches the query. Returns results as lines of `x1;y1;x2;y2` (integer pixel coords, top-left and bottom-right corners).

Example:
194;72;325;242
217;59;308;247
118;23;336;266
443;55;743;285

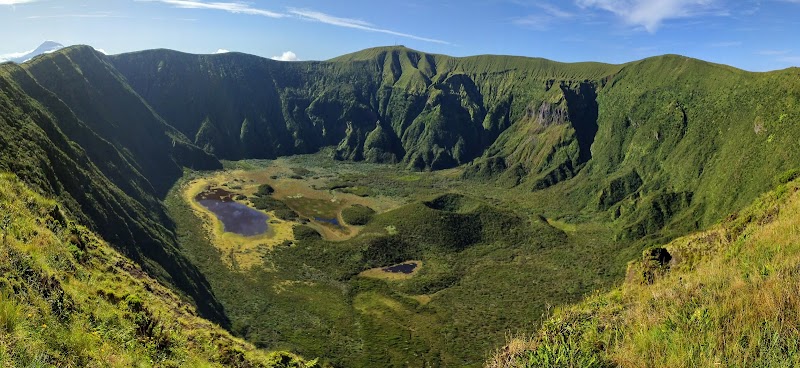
108;47;618;172
107;47;800;240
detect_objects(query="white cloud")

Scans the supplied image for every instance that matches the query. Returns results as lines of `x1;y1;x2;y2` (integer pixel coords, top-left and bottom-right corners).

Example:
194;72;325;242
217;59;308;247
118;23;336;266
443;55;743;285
214;48;229;54
0;48;34;62
777;56;800;64
0;0;36;5
95;48;107;55
535;3;575;18
576;0;717;32
27;14;128;19
140;1;449;44
271;51;298;62
709;41;741;47
288;8;449;44
758;49;791;56
142;0;284;18
513;3;575;30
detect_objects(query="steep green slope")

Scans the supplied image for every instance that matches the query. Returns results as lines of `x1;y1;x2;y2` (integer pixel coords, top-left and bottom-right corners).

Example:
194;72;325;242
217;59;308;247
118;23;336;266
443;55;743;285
472;55;800;243
110;47;800;242
22;46;220;195
583;56;800;238
0;173;317;367
109;46;621;172
3;44;800;367
490;174;800;368
0;55;227;324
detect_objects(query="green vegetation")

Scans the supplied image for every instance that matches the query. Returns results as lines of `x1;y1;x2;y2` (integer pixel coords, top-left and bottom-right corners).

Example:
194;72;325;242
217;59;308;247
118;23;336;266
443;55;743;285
166;160;637;367
340;205;376;225
2;43;800;367
0;173;317;367
256;184;275;196
490;176;800;368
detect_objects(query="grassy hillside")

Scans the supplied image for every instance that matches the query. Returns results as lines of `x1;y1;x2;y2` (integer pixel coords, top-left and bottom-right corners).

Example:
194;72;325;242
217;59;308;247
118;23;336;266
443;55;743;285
490;173;800;367
0;53;228;324
0;173;317;367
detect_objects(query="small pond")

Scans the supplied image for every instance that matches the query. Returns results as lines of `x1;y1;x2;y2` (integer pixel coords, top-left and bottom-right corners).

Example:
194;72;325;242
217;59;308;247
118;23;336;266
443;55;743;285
314;217;341;227
196;188;269;236
382;262;418;274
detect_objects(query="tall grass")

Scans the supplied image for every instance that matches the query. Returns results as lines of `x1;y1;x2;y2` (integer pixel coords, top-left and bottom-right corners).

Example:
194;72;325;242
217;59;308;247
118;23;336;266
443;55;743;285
0;173;319;367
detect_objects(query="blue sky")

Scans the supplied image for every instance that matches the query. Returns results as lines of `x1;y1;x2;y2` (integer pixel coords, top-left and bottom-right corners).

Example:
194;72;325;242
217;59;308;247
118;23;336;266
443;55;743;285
1;0;799;71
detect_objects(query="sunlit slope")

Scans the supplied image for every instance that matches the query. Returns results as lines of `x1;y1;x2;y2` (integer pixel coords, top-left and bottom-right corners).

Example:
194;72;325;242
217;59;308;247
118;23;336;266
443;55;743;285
490;174;800;367
0;173;318;367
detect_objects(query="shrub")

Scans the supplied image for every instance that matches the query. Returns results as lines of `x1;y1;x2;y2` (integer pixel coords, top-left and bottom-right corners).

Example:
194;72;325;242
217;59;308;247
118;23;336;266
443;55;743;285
255;184;274;197
341;205;376;226
274;209;299;221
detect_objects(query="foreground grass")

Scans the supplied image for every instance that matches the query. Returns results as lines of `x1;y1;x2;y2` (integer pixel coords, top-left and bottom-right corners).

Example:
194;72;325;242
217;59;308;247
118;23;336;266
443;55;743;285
0;173;319;367
490;176;800;367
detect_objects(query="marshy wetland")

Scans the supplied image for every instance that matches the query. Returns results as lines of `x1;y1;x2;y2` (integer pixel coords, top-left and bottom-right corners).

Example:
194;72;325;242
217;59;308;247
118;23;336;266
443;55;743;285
167;151;637;367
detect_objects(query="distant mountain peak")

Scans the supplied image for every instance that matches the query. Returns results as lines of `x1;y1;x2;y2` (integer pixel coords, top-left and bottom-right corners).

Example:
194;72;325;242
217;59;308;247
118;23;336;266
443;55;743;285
0;41;64;64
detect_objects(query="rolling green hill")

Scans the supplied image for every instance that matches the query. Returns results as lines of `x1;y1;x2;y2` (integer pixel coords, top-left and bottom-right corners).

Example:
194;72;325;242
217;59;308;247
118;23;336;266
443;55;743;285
0;44;798;366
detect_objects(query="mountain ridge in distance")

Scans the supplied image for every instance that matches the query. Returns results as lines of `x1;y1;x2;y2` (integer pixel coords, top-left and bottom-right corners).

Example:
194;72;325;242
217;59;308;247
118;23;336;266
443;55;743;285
0;40;64;63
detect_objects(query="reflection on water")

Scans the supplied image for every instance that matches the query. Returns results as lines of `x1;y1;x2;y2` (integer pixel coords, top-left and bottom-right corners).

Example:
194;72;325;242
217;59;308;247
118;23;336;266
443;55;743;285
195;188;269;236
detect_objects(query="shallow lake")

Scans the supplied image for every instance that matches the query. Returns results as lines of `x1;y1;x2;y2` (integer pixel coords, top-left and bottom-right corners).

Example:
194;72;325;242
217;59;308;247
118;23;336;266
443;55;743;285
315;217;341;226
196;188;269;236
382;262;418;274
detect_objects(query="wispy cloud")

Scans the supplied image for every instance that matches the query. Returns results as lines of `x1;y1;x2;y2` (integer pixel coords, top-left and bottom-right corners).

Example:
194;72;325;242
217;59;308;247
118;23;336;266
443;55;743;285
141;0;284;18
27;13;128;19
214;49;229;54
777;56;800;64
709;41;741;47
271;51;299;61
576;0;720;32
288;8;449;44
513;2;575;30
758;49;791;56
140;0;448;44
0;0;37;5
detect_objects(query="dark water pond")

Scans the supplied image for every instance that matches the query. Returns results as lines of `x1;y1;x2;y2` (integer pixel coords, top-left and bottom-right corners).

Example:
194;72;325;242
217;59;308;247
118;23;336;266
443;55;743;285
315;217;341;226
382;262;418;274
196;188;269;236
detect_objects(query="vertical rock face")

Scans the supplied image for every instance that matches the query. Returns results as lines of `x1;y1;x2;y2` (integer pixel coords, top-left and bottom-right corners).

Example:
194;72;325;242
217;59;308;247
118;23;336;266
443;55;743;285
463;81;600;190
560;81;599;163
334;122;364;161
338;120;404;164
